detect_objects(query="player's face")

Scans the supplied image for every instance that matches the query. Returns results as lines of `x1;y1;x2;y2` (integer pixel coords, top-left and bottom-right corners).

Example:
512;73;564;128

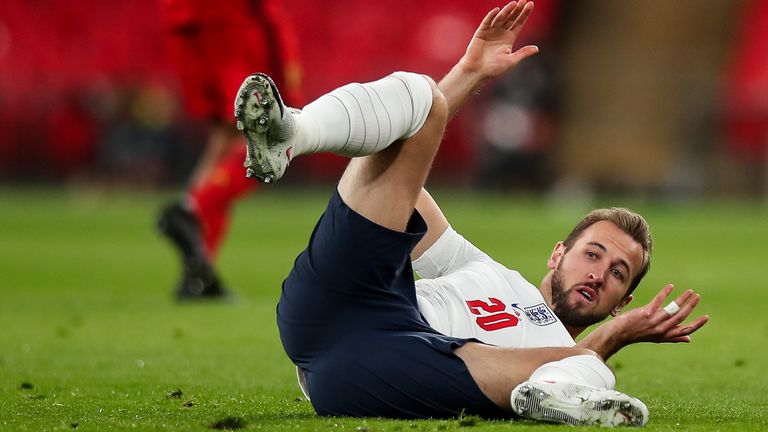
548;221;643;328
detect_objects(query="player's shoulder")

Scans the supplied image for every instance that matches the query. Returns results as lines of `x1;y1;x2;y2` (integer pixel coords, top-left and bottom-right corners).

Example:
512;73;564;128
477;256;526;281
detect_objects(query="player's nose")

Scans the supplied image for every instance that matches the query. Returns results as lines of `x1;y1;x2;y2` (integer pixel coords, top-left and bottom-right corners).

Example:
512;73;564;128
587;270;604;284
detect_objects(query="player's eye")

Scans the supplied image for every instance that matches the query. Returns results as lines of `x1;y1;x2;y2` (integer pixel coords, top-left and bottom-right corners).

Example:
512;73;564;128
586;250;597;259
611;268;624;280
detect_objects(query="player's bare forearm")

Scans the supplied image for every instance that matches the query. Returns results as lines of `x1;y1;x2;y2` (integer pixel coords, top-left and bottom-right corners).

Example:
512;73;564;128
438;1;538;118
428;3;540;248
438;63;487;119
576;320;626;361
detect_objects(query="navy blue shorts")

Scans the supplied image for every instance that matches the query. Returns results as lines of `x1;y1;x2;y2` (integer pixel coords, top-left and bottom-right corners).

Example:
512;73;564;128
276;189;507;419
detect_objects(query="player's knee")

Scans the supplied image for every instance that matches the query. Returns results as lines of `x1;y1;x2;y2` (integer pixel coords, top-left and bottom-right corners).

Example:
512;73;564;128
392;72;446;138
423;76;448;128
571;347;601;360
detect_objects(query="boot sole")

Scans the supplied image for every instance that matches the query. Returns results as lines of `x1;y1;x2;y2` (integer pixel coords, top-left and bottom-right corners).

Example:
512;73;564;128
512;382;648;427
234;73;285;184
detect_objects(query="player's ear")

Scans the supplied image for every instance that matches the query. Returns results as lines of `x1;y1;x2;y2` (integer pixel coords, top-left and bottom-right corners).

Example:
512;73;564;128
611;294;634;316
547;242;565;270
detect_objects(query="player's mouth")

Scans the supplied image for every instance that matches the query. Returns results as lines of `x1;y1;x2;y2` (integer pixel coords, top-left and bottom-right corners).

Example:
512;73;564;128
575;286;597;304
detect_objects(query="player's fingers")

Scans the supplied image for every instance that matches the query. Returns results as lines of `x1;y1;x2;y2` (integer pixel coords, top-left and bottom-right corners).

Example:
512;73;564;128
672;289;695;311
479;7;502;31
657;293;700;331
663;291;697;320
676;292;700;319
499;0;523;27
490;2;516;28
681;314;710;334
668;293;705;331
508;45;539;63
508;1;534;34
657;290;700;328
665;314;709;339
647;284;674;317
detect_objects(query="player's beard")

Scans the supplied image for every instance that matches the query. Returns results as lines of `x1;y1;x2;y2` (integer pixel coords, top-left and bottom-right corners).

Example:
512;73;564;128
550;261;609;328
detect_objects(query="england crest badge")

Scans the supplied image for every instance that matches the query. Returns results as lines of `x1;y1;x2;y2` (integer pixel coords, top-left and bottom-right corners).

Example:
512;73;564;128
523;303;557;326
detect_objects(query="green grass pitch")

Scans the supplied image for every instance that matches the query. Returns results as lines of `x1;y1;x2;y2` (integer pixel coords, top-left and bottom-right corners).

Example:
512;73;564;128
1;186;767;431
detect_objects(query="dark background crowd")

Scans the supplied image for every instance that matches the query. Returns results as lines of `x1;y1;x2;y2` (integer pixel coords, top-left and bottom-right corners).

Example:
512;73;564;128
1;0;767;199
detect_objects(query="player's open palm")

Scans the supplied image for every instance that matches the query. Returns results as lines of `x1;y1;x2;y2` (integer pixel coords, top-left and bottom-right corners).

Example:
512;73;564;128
460;1;539;79
614;284;710;344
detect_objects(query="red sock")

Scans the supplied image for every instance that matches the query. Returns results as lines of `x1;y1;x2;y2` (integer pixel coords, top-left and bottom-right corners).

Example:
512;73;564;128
187;146;255;260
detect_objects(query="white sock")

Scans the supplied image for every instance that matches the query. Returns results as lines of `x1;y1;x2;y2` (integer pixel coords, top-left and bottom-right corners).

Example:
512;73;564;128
528;355;616;390
291;71;433;158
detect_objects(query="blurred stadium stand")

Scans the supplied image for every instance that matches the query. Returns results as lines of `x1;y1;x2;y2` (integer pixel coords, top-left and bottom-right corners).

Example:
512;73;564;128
1;0;763;198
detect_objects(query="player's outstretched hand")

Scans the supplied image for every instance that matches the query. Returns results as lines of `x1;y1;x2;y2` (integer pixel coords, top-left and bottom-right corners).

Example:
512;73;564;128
459;1;540;80
613;284;710;344
578;284;709;360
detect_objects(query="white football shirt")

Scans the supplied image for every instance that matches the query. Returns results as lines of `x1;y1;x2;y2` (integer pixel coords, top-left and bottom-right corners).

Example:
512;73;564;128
413;227;575;348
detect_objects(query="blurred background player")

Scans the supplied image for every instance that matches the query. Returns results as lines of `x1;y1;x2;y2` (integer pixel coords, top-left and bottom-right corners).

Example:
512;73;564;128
156;0;302;299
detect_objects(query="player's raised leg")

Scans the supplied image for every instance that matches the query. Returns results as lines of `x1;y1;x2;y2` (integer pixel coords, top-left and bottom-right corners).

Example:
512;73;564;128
336;75;447;231
235;70;447;229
